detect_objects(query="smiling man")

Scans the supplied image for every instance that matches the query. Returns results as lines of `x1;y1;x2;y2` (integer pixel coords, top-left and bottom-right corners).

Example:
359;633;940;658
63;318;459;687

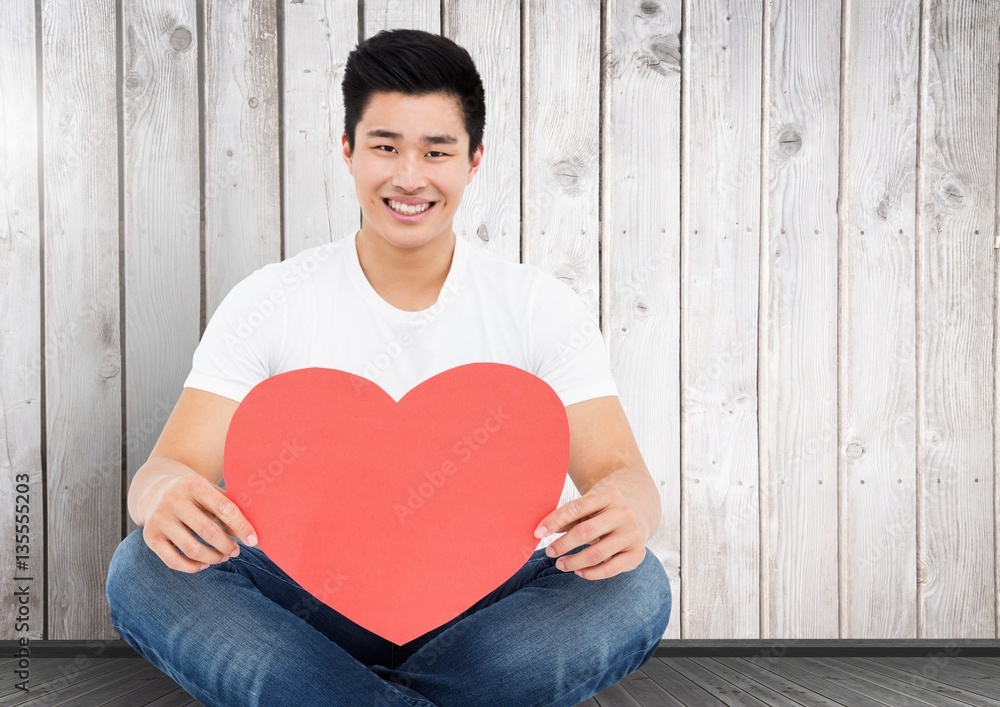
106;28;670;707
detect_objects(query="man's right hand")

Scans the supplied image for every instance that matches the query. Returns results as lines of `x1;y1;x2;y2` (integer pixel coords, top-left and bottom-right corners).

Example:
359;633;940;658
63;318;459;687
139;473;257;573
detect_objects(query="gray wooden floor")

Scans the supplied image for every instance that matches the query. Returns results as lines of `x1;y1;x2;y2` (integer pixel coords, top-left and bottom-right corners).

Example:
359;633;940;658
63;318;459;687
1;654;998;705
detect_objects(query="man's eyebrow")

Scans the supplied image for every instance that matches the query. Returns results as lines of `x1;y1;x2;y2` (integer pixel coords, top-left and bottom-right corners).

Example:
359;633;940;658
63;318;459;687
365;128;458;145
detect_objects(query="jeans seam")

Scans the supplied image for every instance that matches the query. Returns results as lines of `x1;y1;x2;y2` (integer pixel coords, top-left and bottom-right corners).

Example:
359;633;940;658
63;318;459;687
230;556;305;592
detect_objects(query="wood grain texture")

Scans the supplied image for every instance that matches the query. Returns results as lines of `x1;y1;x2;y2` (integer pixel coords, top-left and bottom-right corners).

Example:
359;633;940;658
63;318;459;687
282;0;360;256
0;0;43;640
761;0;841;638
364;0;439;37
203;0;281;317
522;0;598;561
40;0;121;639
839;0;920;639
122;0;201;540
445;0;520;263
603;0;682;641
917;0;999;638
3;0;1000;642
681;0;762;638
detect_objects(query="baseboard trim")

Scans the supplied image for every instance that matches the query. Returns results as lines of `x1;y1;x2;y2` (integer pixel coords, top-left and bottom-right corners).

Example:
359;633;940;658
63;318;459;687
653;639;1000;657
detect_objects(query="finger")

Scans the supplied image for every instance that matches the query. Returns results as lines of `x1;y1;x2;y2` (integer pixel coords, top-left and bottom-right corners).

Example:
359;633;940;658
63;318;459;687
197;485;257;548
573;546;646;580
545;506;623;559
557;532;636;578
174;505;240;563
534;492;607;539
145;527;212;574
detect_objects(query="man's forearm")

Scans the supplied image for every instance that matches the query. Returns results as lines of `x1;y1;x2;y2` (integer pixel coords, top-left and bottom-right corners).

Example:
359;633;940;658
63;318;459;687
592;465;662;543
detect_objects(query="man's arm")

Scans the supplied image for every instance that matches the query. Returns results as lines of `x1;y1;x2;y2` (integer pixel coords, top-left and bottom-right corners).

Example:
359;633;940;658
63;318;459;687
563;395;661;543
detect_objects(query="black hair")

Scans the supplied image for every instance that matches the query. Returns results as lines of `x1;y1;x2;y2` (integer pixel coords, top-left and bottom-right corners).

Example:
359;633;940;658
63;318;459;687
342;29;486;160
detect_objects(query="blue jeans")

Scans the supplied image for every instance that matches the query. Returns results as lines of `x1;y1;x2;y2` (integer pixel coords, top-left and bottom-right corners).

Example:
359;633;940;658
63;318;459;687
106;528;671;706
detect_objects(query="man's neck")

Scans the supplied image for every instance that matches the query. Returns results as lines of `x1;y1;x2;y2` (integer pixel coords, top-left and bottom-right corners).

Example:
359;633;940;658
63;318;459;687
355;227;456;312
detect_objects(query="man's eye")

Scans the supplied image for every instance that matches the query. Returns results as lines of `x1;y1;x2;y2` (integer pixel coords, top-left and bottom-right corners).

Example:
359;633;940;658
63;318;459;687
376;145;395;153
427;151;447;158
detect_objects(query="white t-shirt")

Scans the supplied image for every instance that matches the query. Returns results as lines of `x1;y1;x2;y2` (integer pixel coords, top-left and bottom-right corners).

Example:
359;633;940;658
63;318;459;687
182;230;618;408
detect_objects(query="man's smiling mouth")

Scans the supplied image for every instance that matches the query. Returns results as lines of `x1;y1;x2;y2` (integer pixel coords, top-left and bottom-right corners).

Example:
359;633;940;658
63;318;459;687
384;198;435;216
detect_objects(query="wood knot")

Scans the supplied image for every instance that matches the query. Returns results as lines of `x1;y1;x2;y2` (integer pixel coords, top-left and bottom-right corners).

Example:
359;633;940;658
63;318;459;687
476;223;489;242
777;128;801;156
125;73;142;93
877;196;890;220
169;26;192;52
846;442;864;460
936;179;965;207
248;97;260;108
639;1;661;15
551;159;584;191
641;34;680;75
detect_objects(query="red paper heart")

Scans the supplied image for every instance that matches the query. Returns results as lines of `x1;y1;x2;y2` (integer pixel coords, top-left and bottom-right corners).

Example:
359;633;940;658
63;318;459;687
223;363;570;645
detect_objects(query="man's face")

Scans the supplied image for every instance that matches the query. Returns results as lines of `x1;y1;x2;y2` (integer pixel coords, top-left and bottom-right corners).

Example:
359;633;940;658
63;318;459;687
342;91;483;251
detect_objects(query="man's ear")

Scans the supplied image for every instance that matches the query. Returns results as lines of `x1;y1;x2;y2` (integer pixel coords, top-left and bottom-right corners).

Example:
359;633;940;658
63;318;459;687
341;132;354;175
467;143;484;183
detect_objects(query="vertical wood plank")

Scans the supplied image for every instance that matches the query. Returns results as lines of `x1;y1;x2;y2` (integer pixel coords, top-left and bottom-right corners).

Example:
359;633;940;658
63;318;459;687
520;0;598;561
40;0;120;639
681;0;762;638
122;0;201;539
761;0;841;638
283;0;360;256
203;0;280;316
603;0;682;640
839;0;921;638
363;0;439;37
917;0;999;638
0;0;44;640
444;0;519;263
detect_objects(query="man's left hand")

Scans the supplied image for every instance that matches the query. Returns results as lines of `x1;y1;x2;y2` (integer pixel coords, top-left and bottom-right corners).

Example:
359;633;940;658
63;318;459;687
533;481;649;581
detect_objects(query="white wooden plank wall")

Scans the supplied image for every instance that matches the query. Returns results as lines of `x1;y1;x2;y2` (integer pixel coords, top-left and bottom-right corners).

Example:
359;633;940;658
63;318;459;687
762;0;841;639
917;0;998;639
0;0;997;643
840;0;920;639
682;0;763;639
603;0;682;641
0;0;43;640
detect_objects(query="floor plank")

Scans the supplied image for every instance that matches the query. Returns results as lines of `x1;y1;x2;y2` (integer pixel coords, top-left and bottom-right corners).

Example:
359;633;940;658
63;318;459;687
639;658;728;705
731;656;892;706
836;657;1000;707
803;657;970;707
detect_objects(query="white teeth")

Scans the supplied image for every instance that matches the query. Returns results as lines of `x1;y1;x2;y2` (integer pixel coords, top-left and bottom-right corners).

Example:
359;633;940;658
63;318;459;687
387;199;431;216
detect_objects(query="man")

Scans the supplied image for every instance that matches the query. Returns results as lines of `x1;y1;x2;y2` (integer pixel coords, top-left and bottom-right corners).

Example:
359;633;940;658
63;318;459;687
107;28;670;707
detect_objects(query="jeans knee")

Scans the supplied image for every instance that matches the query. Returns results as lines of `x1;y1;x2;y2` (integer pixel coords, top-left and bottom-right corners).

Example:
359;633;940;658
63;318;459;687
106;529;153;626
632;547;671;644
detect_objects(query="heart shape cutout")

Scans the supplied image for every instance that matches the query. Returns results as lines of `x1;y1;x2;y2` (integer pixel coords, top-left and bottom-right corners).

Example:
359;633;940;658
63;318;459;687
223;363;570;645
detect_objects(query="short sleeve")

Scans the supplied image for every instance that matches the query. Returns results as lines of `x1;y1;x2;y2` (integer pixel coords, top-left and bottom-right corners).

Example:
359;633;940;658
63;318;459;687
529;273;618;407
182;267;286;403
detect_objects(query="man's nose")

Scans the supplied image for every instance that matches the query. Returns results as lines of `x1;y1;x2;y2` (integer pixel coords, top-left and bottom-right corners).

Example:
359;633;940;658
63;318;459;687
391;154;427;192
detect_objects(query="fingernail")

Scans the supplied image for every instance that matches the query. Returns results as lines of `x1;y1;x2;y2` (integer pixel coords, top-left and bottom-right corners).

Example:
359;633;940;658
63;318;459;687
199;563;210;570
545;546;556;557
247;533;258;546
534;526;547;538
229;547;240;558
